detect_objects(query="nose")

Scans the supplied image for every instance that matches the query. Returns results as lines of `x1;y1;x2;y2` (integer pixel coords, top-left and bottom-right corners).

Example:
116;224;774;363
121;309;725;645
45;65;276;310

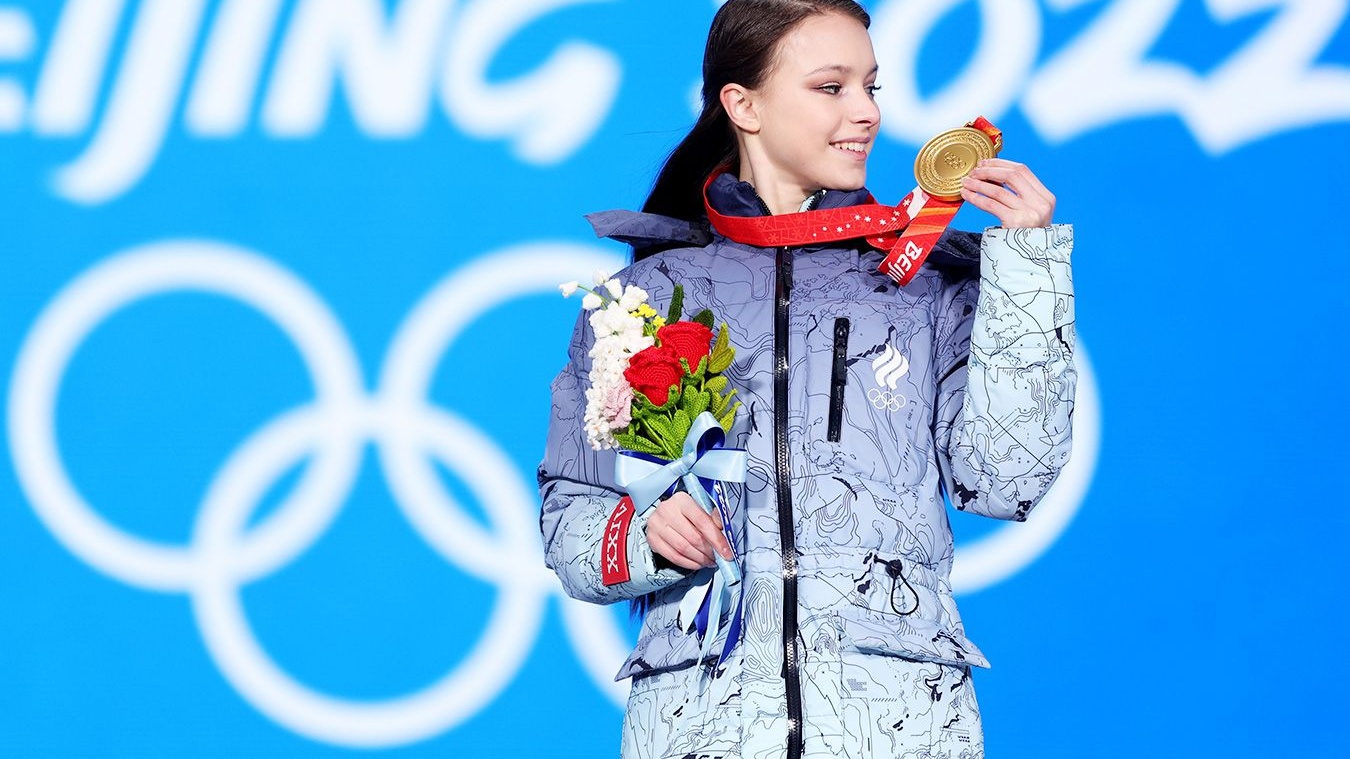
852;90;880;129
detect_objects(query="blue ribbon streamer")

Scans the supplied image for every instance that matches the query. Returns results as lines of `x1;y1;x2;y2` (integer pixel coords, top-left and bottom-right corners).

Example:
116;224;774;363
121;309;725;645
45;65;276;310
615;412;747;665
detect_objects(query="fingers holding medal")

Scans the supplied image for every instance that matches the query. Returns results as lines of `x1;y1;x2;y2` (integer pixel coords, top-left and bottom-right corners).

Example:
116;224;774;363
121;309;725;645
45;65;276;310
959;158;1056;229
873;119;1056;285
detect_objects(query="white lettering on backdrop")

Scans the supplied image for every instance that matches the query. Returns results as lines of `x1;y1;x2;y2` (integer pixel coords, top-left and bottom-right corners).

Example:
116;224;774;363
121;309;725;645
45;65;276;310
12;0;620;204
0;0;1346;203
874;0;1350;151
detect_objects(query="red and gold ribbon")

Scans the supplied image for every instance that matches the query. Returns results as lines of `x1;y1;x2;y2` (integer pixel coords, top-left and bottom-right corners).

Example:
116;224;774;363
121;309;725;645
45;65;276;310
703;117;1003;286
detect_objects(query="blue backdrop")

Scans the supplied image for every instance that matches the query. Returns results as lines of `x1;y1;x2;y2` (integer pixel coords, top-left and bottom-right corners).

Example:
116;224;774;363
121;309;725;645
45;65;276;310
3;1;1347;756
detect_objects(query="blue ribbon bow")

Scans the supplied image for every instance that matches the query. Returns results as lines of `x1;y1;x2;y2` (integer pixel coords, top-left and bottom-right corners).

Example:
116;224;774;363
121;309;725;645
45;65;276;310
615;412;747;665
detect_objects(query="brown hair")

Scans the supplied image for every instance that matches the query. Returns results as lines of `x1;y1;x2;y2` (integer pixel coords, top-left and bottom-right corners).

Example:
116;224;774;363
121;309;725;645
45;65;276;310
638;0;871;249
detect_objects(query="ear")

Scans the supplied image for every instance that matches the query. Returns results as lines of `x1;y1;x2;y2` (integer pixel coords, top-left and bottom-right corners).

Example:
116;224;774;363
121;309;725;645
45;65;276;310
720;83;760;134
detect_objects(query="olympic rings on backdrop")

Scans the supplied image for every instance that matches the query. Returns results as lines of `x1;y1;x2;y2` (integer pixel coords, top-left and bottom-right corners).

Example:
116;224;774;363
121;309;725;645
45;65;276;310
6;239;630;748
6;237;1102;746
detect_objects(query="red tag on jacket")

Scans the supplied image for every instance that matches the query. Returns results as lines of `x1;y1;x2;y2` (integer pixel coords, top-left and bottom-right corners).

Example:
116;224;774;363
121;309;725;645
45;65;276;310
601;496;636;586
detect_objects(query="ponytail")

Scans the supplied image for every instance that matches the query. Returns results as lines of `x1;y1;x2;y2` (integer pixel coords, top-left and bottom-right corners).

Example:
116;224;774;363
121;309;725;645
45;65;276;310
640;108;736;228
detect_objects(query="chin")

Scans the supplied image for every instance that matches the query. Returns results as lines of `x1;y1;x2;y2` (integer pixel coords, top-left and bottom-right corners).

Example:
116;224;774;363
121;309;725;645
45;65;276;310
828;169;868;191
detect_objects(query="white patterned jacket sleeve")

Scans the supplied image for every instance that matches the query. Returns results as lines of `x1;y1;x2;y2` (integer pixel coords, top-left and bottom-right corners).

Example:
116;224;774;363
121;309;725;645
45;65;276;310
934;224;1077;522
538;309;691;604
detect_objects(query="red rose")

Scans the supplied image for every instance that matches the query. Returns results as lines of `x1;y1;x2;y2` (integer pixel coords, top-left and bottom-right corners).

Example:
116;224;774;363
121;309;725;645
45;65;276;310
625;344;684;406
656;321;714;373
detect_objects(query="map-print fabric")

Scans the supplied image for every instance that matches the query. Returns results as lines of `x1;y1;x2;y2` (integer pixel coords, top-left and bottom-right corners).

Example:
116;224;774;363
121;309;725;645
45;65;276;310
539;175;1076;758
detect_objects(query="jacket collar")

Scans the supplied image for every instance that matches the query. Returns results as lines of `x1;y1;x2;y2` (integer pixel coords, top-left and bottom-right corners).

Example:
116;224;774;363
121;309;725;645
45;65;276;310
706;172;873;218
586;173;878;251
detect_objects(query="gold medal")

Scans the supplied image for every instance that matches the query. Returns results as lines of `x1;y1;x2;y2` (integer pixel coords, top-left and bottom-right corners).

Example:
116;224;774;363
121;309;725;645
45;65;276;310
914;126;999;201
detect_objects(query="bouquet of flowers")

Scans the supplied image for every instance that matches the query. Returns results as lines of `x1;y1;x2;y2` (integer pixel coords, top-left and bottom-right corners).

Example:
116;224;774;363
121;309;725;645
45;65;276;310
561;270;746;664
560;271;741;458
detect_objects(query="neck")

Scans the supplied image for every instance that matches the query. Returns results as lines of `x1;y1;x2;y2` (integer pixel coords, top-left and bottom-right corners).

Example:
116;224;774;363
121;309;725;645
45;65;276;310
736;158;816;216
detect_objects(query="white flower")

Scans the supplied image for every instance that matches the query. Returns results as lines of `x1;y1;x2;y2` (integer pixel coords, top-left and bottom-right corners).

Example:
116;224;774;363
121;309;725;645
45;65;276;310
618;285;648;311
590;302;645;340
570;273;667;450
558;281;579;298
588;304;618;333
616;332;654;356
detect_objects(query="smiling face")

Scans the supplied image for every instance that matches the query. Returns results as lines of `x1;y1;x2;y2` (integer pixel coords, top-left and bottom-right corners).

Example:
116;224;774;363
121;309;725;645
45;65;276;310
723;11;880;214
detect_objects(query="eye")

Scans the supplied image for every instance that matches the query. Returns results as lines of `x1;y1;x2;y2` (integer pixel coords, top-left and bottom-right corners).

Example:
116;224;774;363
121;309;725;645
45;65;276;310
866;84;882;98
815;84;842;95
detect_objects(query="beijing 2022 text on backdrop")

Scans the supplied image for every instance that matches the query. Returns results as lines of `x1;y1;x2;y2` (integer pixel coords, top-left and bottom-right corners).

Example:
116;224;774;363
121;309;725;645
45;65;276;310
2;1;1347;756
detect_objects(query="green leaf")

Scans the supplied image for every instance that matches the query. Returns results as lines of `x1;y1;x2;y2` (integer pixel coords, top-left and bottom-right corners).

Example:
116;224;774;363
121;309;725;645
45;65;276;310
695;390;712;416
707;350;732;375
681;389;710;417
666;284;684;323
713;388;738;417
672;409;693;446
691;355;708;381
707;388;729;413
718;402;741;434
662;383;682;409
705;375;728;394
644;414;675;446
692;308;714;329
707;323;734;374
614;432;664;456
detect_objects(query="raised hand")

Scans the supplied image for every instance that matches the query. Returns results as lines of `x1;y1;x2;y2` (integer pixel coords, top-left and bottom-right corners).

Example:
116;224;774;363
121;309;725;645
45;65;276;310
959;158;1056;229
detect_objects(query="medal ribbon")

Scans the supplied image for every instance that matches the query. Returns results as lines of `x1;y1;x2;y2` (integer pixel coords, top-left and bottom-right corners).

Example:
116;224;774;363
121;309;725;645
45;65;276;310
703;117;1002;286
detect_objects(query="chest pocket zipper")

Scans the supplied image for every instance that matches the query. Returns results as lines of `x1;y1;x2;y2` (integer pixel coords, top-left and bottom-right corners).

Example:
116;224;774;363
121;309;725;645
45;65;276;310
827;317;849;443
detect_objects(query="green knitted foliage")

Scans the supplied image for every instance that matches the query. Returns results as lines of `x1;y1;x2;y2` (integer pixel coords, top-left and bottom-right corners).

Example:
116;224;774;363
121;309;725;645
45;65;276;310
707;324;733;374
680;355;708;380
671;409;692;447
631;390;657;414
666;284;685;323
614;431;664;456
708;388;727;416
681;389;711;417
642;414;675;450
711;387;737;417
718;402;741;434
692;309;714;329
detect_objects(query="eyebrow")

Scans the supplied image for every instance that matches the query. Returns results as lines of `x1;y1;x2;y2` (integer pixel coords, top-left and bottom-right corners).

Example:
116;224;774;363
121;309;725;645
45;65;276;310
804;64;880;77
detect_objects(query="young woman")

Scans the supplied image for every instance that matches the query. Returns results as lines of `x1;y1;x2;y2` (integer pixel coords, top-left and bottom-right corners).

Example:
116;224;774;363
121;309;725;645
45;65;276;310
539;1;1075;757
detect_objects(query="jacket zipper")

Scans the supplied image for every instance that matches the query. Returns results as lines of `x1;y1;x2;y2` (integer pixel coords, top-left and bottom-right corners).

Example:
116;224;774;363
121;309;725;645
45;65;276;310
774;245;804;759
827;318;850;443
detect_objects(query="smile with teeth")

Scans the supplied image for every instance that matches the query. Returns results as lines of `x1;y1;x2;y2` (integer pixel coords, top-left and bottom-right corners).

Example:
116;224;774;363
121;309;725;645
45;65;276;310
832;141;869;154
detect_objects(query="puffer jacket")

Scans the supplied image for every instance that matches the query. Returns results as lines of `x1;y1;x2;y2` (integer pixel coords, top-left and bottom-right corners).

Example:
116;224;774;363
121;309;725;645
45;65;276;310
539;173;1076;758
